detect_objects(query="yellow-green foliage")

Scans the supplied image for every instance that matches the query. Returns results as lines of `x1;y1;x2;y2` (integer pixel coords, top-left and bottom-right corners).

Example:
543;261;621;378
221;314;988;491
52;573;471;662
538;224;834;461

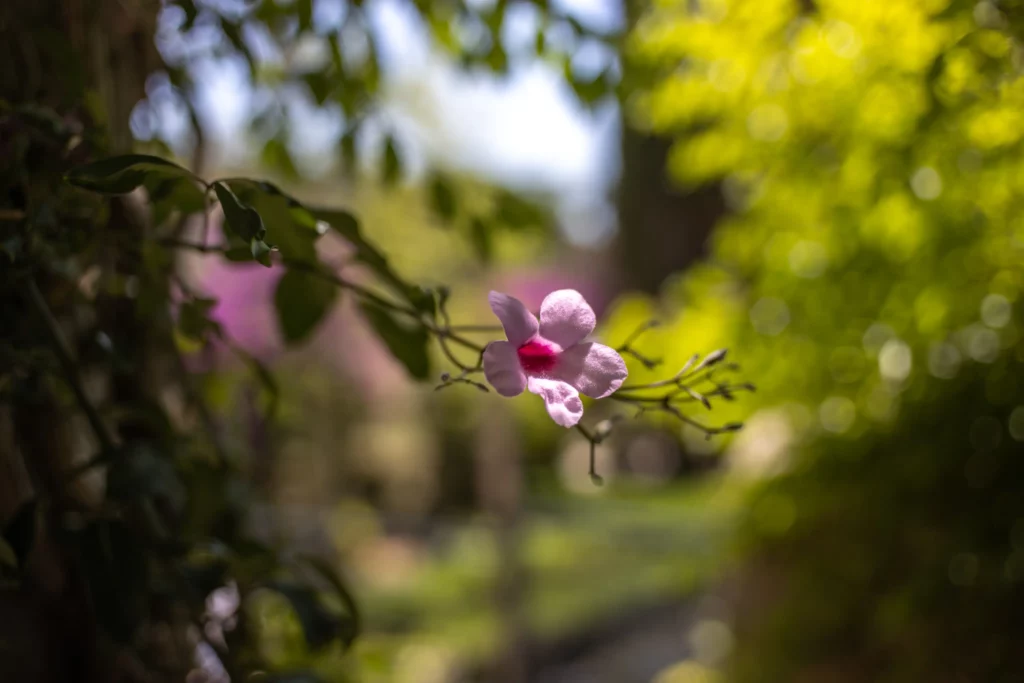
617;1;1024;680
610;0;1024;440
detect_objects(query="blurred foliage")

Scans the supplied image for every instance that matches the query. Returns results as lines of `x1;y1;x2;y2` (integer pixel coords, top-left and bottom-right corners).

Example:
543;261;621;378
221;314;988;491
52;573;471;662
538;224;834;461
349;478;742;680
612;0;1024;679
151;0;619;251
1;108;363;678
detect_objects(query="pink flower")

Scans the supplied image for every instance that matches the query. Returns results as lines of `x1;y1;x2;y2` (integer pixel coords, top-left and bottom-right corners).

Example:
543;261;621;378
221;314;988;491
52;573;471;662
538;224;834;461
483;289;628;428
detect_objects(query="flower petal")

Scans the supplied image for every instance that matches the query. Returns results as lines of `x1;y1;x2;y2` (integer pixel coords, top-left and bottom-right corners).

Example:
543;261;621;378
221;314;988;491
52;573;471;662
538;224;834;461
527;377;584;428
554;342;628;398
539;289;596;348
489;291;539;346
483;341;527;396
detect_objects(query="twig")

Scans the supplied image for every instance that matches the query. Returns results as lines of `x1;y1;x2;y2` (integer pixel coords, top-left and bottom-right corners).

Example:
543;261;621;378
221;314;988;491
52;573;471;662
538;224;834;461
25;280;118;453
574;424;603;485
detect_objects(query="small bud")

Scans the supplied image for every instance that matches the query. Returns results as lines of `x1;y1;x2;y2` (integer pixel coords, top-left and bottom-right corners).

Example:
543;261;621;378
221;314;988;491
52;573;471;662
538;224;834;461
440;372;451;382
705;348;728;365
594;419;615;443
694;349;728;372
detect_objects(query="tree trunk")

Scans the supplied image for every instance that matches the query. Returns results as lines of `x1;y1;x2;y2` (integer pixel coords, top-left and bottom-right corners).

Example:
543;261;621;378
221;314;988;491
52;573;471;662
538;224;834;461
0;2;161;681
614;0;726;294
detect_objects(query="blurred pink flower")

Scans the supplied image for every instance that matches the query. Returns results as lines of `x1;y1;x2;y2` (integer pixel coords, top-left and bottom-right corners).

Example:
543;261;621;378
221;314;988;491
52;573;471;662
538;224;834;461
483;290;627;427
494;270;608;316
205;261;285;360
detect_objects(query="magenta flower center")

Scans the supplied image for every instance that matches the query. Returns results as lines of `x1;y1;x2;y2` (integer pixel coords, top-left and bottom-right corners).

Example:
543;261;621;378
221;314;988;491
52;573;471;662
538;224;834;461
517;339;559;374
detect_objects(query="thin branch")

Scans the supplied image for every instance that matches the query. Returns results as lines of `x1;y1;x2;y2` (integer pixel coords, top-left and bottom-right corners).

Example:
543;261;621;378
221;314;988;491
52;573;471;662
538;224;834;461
278;257;486;354
574;424;603;486
448;324;504;333
25;279;118;453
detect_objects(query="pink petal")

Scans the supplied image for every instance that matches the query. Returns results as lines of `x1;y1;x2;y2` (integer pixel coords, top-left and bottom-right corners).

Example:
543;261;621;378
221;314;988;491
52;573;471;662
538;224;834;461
489;291;539;346
539;289;596;348
527;377;584;428
554;342;628;399
483;341;527;396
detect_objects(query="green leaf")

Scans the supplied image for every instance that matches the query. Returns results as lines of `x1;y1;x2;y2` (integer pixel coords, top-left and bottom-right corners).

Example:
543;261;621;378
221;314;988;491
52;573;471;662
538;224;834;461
214;181;266;243
2;499;37;568
340;129;357;173
428;174;458;222
297;554;360;646
486;42;508;73
178;297;220;341
297;0;313;31
274;269;339;343
382;136;401;186
261;137;300;181
328;34;344;74
221;18;257;81
147;174;207;227
177;0;199;30
494;189;545;230
227;179;320;262
305;72;334;105
231;345;280;418
251;237;274;267
360;302;430;379
470;217;493;264
66;154;199;195
269;581;346;650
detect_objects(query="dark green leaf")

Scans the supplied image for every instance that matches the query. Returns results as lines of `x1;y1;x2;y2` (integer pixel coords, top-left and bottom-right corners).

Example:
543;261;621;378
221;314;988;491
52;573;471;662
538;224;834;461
495;189;545;230
177;0;199;30
274;269;339;343
106;443;185;511
72;520;149;643
221;19;257;81
487;42;508;73
179;462;233;542
328;34;344;74
261;137;301;181
251;237;274;267
231;345;279;418
223;246;253;262
340;129;357;173
428;174;458;222
382;136;401;187
360;302;430;379
230;538;279;585
304;72;334;105
179;297;220;341
3;499;37;568
297;0;313;31
297;554;360;645
147;174;207;227
0;537;16;569
269;581;345;650
214;181;266;243
227;179;320;261
66;154;198;195
470;217;493;263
